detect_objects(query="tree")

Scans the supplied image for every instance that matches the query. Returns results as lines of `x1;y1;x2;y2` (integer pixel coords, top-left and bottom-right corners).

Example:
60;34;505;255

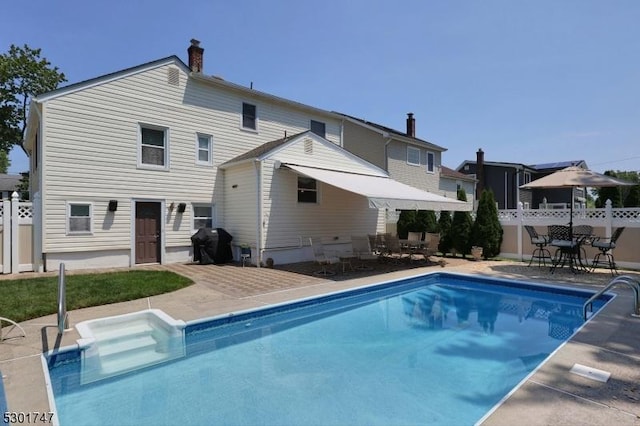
450;189;473;257
417;210;438;233
0;150;9;173
470;189;503;259
397;210;438;238
0;44;66;151
437;211;452;255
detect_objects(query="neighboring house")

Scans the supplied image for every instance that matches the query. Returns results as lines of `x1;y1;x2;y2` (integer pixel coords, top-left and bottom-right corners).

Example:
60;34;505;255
23;39;468;271
439;166;476;206
457;149;587;209
339;113;474;208
0;174;22;199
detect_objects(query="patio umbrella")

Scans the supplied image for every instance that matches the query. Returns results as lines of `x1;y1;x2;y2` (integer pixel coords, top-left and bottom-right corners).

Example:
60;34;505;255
520;166;634;239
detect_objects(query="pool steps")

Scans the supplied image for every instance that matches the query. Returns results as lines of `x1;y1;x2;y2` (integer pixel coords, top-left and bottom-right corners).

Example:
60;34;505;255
76;309;186;384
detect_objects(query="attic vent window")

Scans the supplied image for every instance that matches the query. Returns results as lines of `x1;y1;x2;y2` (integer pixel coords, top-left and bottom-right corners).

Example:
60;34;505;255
304;139;313;155
167;68;180;86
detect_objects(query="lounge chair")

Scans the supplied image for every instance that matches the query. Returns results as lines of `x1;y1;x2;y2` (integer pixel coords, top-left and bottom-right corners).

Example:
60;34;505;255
384;235;410;263
351;235;379;270
309;237;340;276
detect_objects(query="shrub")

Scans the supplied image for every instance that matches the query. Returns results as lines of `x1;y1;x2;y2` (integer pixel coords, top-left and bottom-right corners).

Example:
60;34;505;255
470;189;503;258
450;189;473;257
437;210;452;255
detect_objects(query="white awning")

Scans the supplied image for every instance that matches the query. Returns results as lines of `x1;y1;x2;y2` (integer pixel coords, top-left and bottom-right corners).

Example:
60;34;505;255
284;164;471;211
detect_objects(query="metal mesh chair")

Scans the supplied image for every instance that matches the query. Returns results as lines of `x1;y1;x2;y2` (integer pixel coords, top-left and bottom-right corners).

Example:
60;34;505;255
591;227;625;275
524;225;552;266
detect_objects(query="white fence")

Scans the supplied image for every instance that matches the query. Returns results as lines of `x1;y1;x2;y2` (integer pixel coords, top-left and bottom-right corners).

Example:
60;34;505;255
0;192;34;274
498;200;640;270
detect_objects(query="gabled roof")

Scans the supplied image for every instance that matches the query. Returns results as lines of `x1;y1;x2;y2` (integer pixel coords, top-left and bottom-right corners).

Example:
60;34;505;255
440;166;476;182
0;174;22;192
220;131;308;167
34;56;189;102
34;55;339;120
529;160;586;171
456;159;537;172
335;112;446;152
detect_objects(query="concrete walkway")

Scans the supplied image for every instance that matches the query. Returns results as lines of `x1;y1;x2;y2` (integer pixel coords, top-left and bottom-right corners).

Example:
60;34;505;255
1;258;639;425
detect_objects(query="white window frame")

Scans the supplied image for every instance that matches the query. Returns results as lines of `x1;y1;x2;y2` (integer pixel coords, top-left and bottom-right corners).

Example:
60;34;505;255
66;202;93;235
138;123;170;170
240;102;258;132
407;146;421;166
426;151;435;173
192;203;215;231
297;176;319;204
195;133;213;166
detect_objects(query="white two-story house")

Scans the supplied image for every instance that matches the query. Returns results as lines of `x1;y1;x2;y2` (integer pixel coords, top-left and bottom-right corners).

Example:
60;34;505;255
23;40;468;271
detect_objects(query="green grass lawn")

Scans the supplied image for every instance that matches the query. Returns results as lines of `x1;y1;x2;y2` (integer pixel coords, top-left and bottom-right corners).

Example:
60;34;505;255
0;270;193;323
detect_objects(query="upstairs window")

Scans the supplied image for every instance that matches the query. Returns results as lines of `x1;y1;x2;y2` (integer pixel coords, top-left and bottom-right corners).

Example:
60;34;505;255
407;146;420;166
140;125;168;169
242;102;257;130
68;203;92;234
196;133;212;165
310;120;326;138
297;176;318;203
426;151;435;173
524;171;531;184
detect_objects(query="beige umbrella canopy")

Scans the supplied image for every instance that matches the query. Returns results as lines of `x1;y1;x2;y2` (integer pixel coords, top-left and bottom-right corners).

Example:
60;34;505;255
520;166;634;237
520;166;632;189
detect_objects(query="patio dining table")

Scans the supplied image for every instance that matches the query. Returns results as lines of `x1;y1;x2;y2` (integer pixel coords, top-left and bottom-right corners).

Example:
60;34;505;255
548;225;593;274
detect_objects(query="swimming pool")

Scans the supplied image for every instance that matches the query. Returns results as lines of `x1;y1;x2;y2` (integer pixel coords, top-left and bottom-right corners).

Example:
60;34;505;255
45;272;611;426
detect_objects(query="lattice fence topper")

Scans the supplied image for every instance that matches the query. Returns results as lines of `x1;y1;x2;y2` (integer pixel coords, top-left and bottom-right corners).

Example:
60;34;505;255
498;210;519;221
18;203;33;219
612;208;640;221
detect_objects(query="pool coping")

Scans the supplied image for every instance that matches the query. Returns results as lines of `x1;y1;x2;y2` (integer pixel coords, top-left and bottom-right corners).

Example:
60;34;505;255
2;261;639;425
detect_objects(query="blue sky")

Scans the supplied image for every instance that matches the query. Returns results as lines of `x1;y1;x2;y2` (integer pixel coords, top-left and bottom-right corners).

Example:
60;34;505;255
3;0;639;174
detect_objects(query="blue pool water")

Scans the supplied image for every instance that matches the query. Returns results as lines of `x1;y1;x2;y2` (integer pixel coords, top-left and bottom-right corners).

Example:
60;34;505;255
47;273;610;426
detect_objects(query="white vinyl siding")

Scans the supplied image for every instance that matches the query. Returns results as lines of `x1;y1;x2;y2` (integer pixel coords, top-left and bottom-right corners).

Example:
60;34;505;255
407;146;420;166
39;62;342;254
67;202;92;234
139;124;169;169
196;133;212;166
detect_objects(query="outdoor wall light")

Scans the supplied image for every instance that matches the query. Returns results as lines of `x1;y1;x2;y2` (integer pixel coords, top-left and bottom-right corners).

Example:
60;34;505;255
177;203;187;213
108;200;118;212
232;184;238;189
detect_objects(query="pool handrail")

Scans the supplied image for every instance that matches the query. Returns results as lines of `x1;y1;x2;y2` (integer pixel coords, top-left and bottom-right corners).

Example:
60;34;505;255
57;263;68;335
583;275;640;320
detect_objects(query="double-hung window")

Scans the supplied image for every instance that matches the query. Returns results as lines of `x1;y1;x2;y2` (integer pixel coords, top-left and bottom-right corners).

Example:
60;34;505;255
297;176;318;203
242;102;257;130
426;151;435;173
68;202;92;234
140;124;168;169
407;146;420;166
310;120;326;138
196;133;212;166
192;204;214;230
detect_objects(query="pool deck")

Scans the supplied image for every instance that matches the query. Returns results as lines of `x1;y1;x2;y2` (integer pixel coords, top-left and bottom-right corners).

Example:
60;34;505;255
1;258;639;425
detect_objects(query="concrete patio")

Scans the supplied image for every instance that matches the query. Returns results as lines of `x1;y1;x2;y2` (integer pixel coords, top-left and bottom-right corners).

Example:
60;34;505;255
1;257;639;425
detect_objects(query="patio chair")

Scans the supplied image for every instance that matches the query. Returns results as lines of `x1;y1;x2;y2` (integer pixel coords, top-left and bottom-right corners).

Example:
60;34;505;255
384;235;410;263
591;227;625;275
405;231;423;261
524;225;552;267
351;235;379;270
423;233;441;259
309;237;340;276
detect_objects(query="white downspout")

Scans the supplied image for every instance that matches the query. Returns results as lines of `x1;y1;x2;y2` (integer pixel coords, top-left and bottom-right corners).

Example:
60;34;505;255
254;160;262;267
516;167;521;207
383;136;392;172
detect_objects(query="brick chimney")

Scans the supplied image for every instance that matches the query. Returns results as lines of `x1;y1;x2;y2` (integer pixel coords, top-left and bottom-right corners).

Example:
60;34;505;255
406;113;415;137
476;148;485;199
188;39;204;73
